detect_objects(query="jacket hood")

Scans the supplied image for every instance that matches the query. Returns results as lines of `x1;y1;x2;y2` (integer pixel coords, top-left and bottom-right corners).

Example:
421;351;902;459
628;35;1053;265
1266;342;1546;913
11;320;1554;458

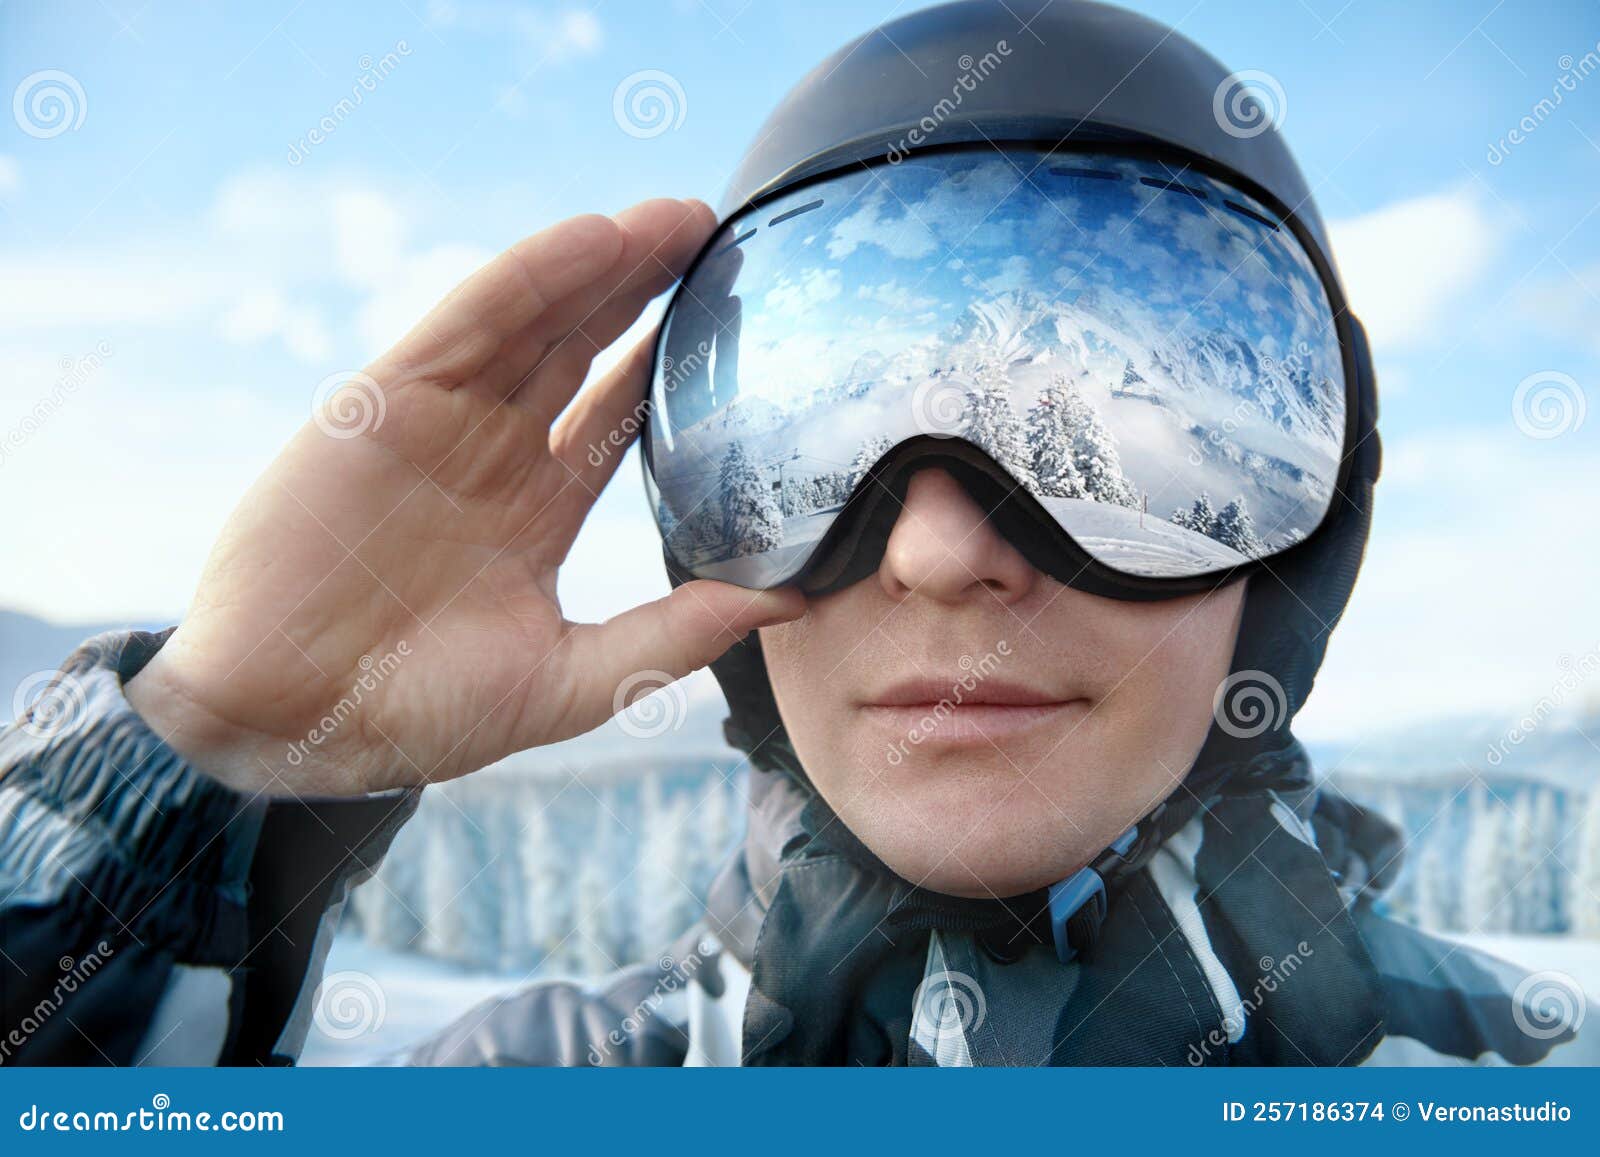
672;0;1382;857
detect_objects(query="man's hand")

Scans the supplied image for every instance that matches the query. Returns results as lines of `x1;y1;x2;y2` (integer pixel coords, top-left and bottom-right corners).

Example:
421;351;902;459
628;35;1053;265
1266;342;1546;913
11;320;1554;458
126;199;803;797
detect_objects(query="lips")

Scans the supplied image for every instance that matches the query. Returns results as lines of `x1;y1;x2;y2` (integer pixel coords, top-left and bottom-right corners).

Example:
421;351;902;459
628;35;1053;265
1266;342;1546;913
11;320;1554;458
859;676;1090;747
864;676;1066;708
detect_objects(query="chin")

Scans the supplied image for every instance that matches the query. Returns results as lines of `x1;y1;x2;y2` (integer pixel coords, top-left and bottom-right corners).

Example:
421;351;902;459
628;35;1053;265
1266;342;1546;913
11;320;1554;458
832;745;1120;900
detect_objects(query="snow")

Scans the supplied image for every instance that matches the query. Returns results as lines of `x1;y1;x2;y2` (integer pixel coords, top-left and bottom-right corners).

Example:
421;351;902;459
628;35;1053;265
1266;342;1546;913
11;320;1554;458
1036;496;1247;577
1453;934;1600;1002
299;937;531;1067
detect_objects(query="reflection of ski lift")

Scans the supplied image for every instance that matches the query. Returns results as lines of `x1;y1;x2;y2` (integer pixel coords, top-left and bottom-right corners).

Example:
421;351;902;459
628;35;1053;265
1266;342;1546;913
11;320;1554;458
768;450;801;516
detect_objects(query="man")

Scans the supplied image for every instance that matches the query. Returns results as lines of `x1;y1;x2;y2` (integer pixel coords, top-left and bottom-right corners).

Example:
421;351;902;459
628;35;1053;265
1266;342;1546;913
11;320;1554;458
1;0;1592;1066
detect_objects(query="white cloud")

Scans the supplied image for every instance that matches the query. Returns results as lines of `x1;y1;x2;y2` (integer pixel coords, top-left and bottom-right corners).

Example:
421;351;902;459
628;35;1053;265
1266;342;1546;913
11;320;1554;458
1514;260;1600;356
427;3;603;65
0;169;500;364
1296;426;1600;739
1328;188;1499;350
218;290;333;362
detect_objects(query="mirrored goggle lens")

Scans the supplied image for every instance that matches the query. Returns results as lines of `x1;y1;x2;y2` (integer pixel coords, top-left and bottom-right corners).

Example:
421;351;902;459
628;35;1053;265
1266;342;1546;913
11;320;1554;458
645;148;1347;587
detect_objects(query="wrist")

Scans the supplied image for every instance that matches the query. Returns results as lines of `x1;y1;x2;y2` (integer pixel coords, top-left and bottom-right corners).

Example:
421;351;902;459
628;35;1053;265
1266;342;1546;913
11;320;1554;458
124;644;343;798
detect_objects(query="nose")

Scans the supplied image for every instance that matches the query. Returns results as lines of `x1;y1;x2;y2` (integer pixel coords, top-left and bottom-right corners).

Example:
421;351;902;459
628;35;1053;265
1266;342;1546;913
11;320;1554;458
878;468;1039;605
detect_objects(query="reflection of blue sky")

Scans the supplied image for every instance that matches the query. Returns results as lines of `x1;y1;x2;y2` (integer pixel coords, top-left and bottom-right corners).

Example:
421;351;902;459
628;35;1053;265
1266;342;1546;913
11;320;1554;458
655;149;1344;542
698;150;1342;417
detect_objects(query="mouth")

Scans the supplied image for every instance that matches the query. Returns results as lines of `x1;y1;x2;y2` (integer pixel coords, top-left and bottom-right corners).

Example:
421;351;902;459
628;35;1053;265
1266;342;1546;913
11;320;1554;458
859;676;1091;747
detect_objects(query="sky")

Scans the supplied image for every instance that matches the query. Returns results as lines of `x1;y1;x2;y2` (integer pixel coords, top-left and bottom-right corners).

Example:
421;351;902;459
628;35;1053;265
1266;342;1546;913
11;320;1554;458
0;0;1597;742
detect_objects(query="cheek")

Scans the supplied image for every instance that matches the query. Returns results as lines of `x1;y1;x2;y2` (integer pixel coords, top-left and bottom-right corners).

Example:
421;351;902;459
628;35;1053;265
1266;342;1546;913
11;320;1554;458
1099;589;1244;755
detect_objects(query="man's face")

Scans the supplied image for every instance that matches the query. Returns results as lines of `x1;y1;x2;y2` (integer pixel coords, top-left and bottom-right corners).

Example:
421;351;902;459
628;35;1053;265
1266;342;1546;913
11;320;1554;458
759;468;1246;899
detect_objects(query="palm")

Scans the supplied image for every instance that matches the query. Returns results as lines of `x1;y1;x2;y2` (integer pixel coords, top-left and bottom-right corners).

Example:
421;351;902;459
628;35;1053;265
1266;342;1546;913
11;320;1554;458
140;201;801;796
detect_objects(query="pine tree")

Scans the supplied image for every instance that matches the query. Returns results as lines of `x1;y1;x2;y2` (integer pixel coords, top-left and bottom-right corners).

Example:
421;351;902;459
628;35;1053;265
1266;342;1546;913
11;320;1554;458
419;800;500;968
960;367;1038;492
1460;788;1513;934
571;795;630;975
849;435;894;491
1026;379;1090;499
349;823;424;951
1413;837;1454;931
1213;497;1265;557
691;774;741;895
636;774;699;953
1571;789;1600;938
519;799;571;971
717;440;783;556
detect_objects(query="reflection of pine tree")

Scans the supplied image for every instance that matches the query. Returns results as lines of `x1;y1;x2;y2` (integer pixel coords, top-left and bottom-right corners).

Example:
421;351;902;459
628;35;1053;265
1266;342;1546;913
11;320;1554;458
1027;379;1089;499
960;368;1038;492
849;435;894;491
718;441;783;556
1115;358;1147;397
1170;492;1218;535
1051;374;1136;508
1213;498;1265;557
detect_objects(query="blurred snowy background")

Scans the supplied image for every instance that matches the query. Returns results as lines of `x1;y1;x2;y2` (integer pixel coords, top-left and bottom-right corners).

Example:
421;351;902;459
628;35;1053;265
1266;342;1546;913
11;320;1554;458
3;0;1598;1062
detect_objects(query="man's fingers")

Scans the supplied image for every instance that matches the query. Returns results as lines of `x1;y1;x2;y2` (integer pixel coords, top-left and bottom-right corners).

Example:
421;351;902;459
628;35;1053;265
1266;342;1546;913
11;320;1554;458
510;198;713;421
547;328;657;497
370;212;626;388
554;581;805;738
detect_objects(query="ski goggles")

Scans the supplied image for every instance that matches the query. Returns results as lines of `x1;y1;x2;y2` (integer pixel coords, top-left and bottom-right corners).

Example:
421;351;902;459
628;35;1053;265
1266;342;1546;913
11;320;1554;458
643;146;1357;598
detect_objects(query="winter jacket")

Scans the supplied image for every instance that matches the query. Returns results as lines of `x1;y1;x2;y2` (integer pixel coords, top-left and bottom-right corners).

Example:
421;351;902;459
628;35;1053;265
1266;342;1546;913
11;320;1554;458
1;628;1594;1067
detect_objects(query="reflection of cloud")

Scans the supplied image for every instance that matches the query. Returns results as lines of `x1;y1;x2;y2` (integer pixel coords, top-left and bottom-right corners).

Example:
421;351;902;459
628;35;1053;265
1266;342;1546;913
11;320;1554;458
826;188;938;262
1329;188;1498;350
856;279;938;312
762;267;841;314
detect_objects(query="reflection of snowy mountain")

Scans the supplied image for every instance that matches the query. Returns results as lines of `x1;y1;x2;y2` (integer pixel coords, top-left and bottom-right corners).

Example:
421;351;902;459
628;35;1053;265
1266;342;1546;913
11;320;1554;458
942;287;1341;452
